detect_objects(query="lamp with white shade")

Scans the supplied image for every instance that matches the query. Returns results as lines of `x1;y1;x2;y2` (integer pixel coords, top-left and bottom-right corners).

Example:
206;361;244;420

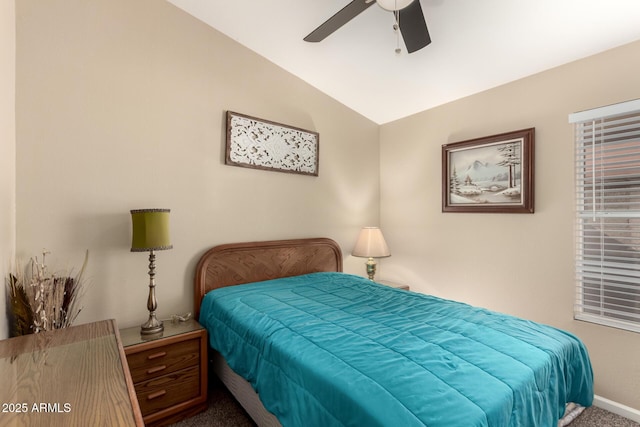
352;227;391;281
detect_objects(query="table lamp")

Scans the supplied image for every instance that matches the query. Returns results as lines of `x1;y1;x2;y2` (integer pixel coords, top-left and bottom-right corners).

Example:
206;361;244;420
352;226;391;281
131;208;172;335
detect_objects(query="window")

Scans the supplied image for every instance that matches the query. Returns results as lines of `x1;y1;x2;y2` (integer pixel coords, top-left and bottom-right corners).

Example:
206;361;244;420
570;99;640;333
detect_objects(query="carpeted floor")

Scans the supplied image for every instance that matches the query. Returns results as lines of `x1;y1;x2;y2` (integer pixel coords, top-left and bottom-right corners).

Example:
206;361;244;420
570;406;640;427
170;379;639;427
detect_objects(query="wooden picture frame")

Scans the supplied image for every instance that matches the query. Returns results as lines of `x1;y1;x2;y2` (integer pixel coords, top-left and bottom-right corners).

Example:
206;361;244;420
442;128;535;213
225;111;319;176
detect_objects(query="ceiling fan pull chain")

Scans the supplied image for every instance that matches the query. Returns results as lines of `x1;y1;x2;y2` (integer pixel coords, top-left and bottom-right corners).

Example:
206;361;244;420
394;9;401;54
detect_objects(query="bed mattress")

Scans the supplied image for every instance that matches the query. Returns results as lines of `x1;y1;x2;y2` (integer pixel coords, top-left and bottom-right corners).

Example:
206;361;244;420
200;272;594;427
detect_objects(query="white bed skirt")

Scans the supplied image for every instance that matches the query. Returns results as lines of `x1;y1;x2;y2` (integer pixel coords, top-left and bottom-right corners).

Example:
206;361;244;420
212;351;282;427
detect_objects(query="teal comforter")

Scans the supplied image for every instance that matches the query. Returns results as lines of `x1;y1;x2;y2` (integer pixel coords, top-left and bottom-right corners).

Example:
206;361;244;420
200;272;593;427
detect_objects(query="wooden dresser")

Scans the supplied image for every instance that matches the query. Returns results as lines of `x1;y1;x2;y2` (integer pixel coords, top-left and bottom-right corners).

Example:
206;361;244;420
0;319;143;427
120;319;208;426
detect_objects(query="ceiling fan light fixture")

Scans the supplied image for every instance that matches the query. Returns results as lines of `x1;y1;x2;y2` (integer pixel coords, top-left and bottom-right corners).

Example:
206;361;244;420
377;0;414;12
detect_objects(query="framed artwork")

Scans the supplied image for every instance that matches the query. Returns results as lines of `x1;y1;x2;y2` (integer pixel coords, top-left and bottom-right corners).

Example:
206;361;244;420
442;128;535;213
225;111;319;176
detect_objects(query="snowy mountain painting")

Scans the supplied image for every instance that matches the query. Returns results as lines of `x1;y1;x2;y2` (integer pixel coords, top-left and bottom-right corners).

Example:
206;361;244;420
448;138;523;205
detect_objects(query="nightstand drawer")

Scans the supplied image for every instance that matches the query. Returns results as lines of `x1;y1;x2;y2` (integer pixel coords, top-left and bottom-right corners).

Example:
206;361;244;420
127;338;200;383
135;365;200;416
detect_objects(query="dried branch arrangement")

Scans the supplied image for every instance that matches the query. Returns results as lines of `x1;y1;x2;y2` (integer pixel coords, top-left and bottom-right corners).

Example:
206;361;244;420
7;250;89;336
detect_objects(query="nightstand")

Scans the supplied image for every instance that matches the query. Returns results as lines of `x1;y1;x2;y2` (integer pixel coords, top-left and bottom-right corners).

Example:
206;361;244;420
120;319;208;427
377;279;410;291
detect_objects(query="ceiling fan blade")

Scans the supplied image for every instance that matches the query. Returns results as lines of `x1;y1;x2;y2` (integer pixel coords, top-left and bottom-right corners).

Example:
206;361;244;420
398;0;431;53
304;0;375;42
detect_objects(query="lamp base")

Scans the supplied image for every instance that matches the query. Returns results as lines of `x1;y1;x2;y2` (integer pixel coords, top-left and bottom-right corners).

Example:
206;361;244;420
141;250;164;335
365;257;377;281
141;314;164;335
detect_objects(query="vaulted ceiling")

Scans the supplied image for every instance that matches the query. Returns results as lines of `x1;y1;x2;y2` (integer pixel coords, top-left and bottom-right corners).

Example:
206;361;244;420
167;0;640;124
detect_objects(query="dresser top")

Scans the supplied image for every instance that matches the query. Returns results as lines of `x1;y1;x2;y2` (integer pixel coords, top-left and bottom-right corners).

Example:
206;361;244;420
0;319;143;426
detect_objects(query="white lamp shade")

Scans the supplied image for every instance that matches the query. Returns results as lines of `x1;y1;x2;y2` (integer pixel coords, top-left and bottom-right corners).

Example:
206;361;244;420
352;227;391;258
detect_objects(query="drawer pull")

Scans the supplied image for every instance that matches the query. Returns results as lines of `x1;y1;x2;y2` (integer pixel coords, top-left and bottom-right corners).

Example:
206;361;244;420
147;351;167;360
146;365;167;375
147;390;167;400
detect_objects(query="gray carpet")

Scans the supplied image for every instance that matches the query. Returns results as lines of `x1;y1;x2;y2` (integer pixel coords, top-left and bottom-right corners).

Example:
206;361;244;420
171;379;639;427
570;406;640;427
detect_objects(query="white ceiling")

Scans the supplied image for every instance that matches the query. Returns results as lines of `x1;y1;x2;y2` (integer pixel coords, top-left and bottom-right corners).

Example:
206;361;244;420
167;0;640;124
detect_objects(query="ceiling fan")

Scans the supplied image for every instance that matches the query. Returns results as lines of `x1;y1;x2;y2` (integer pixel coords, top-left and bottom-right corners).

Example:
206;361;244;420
304;0;431;54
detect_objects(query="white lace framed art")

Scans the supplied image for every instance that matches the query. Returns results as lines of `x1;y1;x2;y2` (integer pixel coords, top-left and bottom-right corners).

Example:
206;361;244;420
225;111;319;176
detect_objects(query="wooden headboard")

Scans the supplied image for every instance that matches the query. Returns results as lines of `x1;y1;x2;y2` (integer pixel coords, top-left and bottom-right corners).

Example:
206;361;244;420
194;238;343;319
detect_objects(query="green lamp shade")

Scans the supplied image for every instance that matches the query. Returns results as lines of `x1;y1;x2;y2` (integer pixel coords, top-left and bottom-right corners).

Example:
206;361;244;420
130;209;173;251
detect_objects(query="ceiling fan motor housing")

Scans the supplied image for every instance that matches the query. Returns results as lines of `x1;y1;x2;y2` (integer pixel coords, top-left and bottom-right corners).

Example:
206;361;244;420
376;0;414;12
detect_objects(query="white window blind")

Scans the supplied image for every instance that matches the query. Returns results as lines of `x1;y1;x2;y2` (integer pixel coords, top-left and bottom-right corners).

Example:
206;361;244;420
570;99;640;333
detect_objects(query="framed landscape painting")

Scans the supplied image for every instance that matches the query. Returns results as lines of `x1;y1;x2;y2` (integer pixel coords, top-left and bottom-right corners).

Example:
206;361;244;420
442;128;535;213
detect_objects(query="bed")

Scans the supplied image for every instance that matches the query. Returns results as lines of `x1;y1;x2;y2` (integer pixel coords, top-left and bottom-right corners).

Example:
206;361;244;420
194;238;593;427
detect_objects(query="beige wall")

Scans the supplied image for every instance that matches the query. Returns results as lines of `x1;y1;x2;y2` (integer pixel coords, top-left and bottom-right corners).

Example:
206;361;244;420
380;40;640;409
0;0;16;340
15;0;379;330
